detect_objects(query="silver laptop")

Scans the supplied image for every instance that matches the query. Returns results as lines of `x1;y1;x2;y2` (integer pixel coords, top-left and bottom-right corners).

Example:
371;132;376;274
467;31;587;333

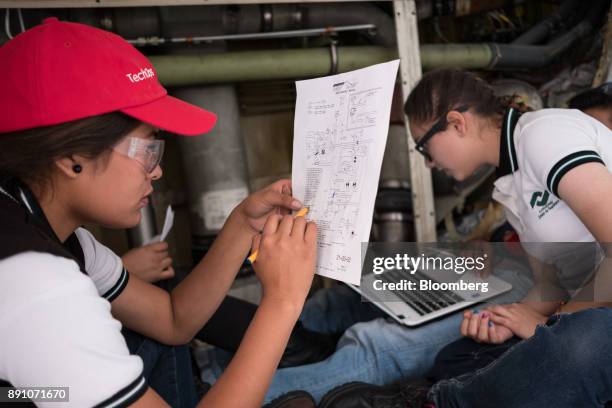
348;251;513;326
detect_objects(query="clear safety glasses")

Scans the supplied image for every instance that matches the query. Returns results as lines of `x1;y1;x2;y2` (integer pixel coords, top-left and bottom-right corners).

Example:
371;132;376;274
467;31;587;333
112;136;165;174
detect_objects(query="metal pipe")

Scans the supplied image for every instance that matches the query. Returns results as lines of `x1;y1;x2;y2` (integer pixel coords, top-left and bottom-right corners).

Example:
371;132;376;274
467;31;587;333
302;3;396;45
494;0;608;68
512;0;581;45
146;44;505;86
415;0;511;19
420;44;492;69
147;34;586;86
127;24;376;47
149;46;398;86
148;0;607;86
493;20;593;68
93;4;396;47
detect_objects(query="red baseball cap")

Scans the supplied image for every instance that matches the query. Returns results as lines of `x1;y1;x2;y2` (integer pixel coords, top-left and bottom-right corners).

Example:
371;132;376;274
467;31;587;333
0;17;217;135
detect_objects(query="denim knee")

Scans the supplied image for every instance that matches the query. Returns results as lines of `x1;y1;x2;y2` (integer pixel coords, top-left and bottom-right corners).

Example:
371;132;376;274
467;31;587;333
541;308;612;371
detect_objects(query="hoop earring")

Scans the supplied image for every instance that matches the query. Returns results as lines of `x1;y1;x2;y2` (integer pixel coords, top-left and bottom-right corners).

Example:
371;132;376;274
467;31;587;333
72;164;82;174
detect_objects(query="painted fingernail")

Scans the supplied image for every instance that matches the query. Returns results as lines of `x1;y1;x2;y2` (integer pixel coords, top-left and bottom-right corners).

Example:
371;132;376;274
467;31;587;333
481;313;488;318
488;321;494;327
473;309;479;314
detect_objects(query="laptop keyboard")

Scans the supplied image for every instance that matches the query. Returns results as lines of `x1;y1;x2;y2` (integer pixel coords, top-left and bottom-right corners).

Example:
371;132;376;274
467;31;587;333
381;270;465;316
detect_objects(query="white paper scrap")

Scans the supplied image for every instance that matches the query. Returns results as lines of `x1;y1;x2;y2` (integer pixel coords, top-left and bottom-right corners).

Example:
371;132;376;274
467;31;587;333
145;205;174;244
292;60;400;285
159;205;175;241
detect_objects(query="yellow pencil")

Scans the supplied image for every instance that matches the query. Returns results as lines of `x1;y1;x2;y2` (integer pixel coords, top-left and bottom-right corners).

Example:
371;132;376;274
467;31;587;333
248;207;309;263
295;207;309;218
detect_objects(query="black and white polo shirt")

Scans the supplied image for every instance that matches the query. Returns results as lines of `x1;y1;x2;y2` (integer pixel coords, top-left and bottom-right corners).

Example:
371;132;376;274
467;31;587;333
493;108;611;268
0;178;147;407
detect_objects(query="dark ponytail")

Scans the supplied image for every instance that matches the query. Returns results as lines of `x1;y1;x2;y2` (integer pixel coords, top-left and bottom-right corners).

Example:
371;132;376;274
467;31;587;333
404;69;508;127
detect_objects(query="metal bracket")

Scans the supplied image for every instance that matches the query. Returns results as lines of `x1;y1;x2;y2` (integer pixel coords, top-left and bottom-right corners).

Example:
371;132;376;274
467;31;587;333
329;37;338;75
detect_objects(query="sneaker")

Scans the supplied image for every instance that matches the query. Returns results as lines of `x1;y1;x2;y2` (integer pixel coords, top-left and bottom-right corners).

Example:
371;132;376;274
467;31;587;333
319;381;434;408
263;390;317;408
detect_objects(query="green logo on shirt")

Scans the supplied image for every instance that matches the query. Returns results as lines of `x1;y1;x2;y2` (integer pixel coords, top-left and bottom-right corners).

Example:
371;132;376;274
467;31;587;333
530;191;550;208
530;190;560;219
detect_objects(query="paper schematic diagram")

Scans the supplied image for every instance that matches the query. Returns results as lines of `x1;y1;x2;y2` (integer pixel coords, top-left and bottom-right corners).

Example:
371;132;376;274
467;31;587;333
292;60;399;285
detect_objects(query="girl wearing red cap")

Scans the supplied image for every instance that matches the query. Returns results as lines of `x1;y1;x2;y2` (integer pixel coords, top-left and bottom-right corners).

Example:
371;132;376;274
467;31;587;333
0;18;316;408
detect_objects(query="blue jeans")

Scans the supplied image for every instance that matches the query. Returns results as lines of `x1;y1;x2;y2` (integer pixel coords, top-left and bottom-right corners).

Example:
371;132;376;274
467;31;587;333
430;308;612;408
201;262;533;403
123;328;199;408
428;336;522;382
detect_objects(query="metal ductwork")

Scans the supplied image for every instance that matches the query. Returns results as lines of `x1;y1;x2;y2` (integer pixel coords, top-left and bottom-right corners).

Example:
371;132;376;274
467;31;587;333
172;86;249;238
144;0;608;86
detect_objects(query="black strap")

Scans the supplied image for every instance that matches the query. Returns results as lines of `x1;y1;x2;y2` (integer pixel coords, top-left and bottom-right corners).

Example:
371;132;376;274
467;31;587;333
0;177;86;273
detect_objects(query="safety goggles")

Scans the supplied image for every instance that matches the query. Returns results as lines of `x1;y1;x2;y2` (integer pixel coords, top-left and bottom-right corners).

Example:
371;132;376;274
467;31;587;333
415;105;469;162
112;136;165;174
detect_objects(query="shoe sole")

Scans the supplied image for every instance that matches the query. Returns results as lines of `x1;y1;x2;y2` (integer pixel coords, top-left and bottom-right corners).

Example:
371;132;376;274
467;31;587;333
318;382;377;408
264;390;316;408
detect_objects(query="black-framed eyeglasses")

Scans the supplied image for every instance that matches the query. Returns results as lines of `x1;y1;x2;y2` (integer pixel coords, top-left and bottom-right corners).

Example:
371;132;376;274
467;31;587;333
414;105;469;162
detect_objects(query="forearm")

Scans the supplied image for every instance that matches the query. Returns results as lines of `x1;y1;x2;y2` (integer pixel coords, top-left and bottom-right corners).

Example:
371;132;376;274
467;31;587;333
520;286;564;317
561;257;612;312
518;255;567;317
197;298;301;407
559;301;612;313
169;208;256;341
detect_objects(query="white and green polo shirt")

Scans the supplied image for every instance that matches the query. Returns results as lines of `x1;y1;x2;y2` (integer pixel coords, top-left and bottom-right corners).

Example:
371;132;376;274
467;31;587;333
493;108;611;266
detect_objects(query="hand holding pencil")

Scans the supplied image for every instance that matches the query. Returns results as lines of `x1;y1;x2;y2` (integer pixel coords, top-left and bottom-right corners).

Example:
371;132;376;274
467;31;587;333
248;207;309;263
235;179;302;234
248;209;318;309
